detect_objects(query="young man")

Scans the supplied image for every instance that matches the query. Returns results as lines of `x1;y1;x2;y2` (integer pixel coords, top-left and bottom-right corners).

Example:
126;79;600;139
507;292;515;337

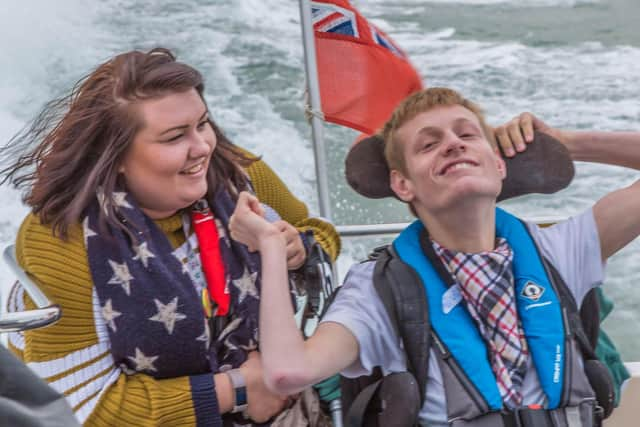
229;87;640;426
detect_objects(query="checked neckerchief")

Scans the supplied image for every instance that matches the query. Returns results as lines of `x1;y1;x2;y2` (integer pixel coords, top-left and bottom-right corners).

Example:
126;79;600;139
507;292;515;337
433;238;529;409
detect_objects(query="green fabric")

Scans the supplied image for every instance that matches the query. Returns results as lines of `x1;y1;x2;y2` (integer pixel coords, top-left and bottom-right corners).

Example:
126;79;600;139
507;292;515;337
313;374;341;402
595;288;630;407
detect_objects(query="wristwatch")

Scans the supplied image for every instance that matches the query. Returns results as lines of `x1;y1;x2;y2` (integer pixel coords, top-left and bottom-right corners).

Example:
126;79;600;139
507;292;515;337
225;368;248;414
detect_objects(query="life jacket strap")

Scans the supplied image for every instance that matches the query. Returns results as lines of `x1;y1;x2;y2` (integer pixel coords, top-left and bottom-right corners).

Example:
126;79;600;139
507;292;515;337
499;401;601;427
502;406;552;427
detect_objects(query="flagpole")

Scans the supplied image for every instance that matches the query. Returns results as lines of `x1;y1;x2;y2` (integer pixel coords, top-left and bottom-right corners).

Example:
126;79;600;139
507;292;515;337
298;10;344;427
299;0;332;221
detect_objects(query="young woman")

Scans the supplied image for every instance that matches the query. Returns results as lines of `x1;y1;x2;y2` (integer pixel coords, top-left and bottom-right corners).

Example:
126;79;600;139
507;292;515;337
1;48;338;426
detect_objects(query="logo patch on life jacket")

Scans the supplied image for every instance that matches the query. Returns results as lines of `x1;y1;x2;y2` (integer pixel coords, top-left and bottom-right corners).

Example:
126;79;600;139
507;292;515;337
521;281;545;301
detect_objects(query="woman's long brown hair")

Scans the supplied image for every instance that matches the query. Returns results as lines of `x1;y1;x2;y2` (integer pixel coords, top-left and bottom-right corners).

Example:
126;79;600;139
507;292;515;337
0;48;254;239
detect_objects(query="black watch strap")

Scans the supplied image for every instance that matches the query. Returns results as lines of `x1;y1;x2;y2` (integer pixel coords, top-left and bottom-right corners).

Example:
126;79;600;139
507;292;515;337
225;368;248;413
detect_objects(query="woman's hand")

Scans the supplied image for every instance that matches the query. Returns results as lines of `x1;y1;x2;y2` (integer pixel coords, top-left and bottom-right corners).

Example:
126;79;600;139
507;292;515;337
273;220;307;270
239;351;289;423
230;192;282;252
493;112;566;157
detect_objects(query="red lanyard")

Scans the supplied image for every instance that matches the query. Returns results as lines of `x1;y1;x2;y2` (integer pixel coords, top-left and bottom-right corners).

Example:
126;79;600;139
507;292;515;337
192;202;229;317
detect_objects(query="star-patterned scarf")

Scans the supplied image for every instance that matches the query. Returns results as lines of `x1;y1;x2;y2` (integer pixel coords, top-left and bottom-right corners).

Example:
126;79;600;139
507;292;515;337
85;186;261;381
433;238;529;409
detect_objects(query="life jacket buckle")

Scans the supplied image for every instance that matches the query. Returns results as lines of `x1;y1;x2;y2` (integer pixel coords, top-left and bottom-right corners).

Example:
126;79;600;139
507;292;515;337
193;199;210;215
502;404;553;427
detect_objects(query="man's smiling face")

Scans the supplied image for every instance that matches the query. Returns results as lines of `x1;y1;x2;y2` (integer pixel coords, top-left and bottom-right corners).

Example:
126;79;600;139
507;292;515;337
390;104;506;216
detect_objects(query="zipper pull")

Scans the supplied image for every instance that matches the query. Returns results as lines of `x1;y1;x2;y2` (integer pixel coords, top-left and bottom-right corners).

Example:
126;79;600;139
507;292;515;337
432;332;451;359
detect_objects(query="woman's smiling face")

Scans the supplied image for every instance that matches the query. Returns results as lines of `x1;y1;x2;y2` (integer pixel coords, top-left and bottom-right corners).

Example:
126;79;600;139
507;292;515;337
119;88;216;219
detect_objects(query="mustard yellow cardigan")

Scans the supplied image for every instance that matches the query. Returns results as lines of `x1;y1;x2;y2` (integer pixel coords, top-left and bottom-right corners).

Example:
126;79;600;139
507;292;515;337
7;158;340;426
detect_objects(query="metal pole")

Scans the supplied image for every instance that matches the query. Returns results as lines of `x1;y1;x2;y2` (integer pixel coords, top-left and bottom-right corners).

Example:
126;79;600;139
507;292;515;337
298;0;332;221
337;222;411;237
329;399;344;427
299;9;342;425
335;216;561;238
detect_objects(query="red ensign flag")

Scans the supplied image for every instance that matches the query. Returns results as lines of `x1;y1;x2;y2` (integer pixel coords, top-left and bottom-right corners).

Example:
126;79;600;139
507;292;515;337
311;0;423;135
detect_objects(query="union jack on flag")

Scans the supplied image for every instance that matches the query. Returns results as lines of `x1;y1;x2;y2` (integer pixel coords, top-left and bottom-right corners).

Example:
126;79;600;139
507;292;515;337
311;1;359;37
311;1;405;58
371;26;403;58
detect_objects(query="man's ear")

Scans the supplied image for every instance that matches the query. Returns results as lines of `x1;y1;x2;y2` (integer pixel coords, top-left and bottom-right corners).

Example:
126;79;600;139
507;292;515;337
389;169;415;203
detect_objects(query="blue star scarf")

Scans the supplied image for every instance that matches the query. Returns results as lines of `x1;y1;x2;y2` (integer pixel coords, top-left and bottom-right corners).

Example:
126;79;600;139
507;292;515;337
85;186;261;387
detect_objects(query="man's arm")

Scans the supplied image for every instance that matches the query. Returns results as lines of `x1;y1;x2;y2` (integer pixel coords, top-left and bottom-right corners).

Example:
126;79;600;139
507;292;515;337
563;130;640;170
538;128;640;261
564;130;640;260
230;193;358;395
495;114;640;261
593;181;640;260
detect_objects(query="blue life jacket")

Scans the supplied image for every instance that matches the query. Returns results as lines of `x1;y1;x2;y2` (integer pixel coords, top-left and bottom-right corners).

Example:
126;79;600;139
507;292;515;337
339;208;611;427
393;207;565;409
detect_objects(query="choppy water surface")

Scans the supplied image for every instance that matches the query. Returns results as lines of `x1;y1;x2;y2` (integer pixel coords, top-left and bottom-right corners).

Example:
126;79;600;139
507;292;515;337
1;0;638;357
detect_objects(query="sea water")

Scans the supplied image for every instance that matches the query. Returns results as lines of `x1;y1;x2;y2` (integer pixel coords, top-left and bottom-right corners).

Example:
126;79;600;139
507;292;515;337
0;0;638;358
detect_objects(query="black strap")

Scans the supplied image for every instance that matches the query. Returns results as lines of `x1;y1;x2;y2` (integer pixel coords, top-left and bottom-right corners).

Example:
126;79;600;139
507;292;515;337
579;289;601;350
419;230;457;288
542;257;598;360
344;379;384;427
501;407;554;427
373;246;431;405
343;371;422;427
372;251;400;338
